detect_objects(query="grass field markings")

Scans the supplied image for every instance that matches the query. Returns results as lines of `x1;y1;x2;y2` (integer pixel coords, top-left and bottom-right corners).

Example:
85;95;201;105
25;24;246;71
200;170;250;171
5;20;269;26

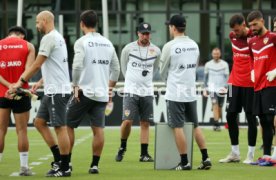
9;133;92;176
30;162;42;165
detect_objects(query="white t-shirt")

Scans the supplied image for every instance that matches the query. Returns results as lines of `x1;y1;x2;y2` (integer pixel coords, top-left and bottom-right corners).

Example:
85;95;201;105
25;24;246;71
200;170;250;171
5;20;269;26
204;59;229;92
121;41;161;96
160;36;199;102
38;29;71;95
73;32;120;102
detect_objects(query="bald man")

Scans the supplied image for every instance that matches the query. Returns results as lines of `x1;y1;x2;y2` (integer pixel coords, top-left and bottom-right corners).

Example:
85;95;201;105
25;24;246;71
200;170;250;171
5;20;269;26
12;10;71;177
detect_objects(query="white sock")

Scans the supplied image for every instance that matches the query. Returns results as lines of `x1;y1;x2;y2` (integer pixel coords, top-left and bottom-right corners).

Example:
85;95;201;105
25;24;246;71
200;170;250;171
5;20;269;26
231;145;240;155
0;153;3;162
248;146;255;156
19;152;29;168
271;146;276;160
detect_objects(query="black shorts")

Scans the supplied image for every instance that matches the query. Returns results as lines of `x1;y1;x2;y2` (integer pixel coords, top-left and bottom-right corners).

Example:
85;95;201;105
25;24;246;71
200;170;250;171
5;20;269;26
122;93;154;122
0;96;31;113
253;87;276;115
166;100;198;128
66;92;107;128
226;85;254;113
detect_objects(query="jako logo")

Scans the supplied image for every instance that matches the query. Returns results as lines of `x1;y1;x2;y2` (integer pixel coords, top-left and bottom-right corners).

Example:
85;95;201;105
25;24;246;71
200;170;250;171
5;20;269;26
0;61;6;69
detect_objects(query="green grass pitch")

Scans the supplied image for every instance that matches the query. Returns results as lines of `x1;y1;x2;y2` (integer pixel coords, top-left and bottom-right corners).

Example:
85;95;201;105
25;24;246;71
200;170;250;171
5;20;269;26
0;127;275;179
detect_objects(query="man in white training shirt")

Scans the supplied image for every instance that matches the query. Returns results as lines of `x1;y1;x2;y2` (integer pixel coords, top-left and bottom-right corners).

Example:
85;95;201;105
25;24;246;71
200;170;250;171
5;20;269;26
115;22;161;162
66;10;120;174
160;14;212;170
203;47;229;131
12;10;71;177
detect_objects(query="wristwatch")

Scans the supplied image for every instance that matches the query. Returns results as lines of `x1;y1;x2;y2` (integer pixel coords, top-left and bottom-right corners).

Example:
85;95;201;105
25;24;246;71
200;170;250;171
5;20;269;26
20;77;27;84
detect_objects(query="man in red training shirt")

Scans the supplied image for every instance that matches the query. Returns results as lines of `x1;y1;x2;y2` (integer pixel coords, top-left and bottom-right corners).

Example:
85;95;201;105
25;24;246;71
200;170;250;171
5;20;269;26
247;10;276;159
219;14;258;164
0;26;35;175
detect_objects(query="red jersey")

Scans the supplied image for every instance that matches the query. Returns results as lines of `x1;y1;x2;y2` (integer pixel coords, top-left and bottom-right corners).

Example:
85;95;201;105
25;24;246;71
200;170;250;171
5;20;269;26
228;31;254;87
0;37;29;97
248;31;276;91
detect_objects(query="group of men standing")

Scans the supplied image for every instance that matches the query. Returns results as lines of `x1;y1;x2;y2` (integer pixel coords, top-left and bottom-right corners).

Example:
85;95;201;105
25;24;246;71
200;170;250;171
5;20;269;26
0;8;276;177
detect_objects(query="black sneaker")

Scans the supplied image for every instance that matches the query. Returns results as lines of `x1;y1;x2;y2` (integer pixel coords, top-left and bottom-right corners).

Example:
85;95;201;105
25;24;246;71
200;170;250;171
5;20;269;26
172;162;191;170
88;166;99;174
69;162;73;172
46;161;60;177
115;147;126;162
197;158;212;170
213;125;221;132
139;154;154;162
47;169;71;177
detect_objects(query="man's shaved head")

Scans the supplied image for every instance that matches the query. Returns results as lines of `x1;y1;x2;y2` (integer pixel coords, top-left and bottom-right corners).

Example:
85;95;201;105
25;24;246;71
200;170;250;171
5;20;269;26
36;10;55;34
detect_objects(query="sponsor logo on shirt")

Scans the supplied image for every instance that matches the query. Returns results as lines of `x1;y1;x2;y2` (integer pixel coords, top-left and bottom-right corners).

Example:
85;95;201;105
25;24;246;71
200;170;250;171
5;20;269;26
175;47;197;54
88;42;111;48
178;63;196;70
132;62;153;68
0;60;22;69
91;59;110;65
0;44;23;50
254;55;268;61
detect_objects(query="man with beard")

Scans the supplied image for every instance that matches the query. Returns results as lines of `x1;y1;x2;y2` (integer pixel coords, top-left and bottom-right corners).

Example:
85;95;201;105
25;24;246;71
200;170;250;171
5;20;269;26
115;22;161;162
247;10;276;159
219;14;258;164
11;10;71;177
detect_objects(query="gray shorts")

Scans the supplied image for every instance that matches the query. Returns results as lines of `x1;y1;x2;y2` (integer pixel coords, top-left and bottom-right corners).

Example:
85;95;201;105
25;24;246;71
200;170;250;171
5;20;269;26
210;92;225;107
167;100;198;128
36;94;70;127
66;92;107;128
122;93;153;122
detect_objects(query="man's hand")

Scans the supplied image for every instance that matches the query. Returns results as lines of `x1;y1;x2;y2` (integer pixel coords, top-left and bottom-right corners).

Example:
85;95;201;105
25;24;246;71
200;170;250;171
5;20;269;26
31;80;43;93
203;89;208;97
266;69;276;82
251;70;255;83
73;86;80;102
218;87;228;95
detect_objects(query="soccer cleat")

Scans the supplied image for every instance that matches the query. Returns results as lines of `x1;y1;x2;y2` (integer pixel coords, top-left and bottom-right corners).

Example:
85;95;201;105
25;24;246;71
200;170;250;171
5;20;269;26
115;147;126;162
69;162;73;171
88;166;99;174
19;166;33;176
197;158;212;170
219;152;240;163
47;169;71;177
213;125;221;132
250;157;267;165
46;161;60;177
139;154;154;162
172;162;191;170
243;152;254;164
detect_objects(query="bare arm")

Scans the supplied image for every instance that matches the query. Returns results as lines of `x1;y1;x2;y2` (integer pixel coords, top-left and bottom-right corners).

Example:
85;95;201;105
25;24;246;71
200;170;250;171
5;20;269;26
25;42;35;70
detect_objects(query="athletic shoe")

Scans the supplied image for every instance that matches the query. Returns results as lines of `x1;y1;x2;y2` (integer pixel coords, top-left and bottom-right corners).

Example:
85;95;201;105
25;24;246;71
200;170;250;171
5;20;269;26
69;162;73;171
19;167;33;176
139;154;154;162
172;163;191;170
219;152;240;163
243;152;254;164
250;157;267;165
213;125;221;132
47;169;71;177
46;161;60;177
197;158;212;170
115;147;126;162
88;166;99;174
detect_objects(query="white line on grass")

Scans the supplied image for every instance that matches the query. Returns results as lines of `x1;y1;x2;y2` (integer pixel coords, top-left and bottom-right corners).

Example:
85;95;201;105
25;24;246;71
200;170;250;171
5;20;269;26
9;132;92;176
